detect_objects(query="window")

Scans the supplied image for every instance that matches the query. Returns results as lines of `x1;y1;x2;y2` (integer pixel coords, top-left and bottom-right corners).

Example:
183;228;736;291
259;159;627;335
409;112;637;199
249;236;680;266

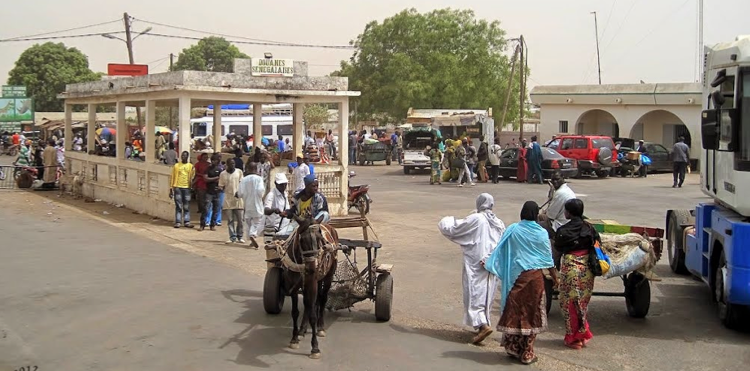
574;138;588;149
501;149;517;159
192;123;207;137
277;125;293;136
559;120;569;133
548;139;560;149
649;144;669;154
738;70;750;168
592;138;614;149
262;125;273;136
229;125;249;137
561;138;573;150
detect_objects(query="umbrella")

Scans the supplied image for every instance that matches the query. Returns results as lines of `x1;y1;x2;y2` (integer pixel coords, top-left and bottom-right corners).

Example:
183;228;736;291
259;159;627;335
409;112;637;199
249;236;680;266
155;126;172;134
96;127;116;136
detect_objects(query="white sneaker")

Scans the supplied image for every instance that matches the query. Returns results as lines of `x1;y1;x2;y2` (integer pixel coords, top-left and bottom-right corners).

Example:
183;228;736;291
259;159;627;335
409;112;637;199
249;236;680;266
457;184;464;187
225;240;234;244
470;183;476;186
238;239;246;243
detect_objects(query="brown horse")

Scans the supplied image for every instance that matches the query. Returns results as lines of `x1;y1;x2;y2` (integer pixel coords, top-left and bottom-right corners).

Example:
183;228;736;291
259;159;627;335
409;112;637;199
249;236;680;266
281;223;338;359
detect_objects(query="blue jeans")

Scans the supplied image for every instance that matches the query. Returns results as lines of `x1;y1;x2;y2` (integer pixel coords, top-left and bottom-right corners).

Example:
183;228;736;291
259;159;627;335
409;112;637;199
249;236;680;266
173;188;191;225
205;192;224;225
226;208;244;241
349;147;356;164
202;192;222;228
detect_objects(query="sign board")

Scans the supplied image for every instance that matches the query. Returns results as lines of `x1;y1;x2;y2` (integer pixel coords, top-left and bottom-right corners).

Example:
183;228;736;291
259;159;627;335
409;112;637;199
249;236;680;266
107;63;149;76
251;58;294;77
2;85;26;98
0;98;33;122
0;122;22;133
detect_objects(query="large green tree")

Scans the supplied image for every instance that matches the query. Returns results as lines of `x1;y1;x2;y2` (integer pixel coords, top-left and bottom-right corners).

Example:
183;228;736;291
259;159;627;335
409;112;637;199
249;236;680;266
171;37;249;73
8;42;100;112
335;8;524;125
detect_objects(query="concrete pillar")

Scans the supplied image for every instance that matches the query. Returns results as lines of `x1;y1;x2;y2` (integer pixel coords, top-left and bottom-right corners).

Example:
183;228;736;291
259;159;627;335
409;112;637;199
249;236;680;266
87;104;96;153
293;103;304;156
178;96;191;156
145;100;155;161
338;100;349;166
64;104;73;152
253;103;262;149
116;101;126;160
213;104;222;152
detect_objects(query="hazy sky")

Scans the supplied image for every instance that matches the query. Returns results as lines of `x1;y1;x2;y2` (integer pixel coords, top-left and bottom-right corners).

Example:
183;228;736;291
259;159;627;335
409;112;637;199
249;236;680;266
1;0;748;89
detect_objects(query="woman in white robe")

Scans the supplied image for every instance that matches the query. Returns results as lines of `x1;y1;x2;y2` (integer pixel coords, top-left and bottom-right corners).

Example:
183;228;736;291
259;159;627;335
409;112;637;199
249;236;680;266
438;193;506;344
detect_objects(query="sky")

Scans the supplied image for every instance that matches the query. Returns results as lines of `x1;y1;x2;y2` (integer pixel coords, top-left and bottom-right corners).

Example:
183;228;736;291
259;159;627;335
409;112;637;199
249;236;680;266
1;0;748;89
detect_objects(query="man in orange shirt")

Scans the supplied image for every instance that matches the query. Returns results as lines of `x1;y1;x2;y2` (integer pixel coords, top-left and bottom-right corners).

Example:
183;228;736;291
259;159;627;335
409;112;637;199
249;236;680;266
11;132;20;146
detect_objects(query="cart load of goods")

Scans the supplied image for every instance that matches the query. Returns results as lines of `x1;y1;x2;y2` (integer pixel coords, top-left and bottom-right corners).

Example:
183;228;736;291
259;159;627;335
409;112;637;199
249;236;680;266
327;258;369;310
598;233;657;279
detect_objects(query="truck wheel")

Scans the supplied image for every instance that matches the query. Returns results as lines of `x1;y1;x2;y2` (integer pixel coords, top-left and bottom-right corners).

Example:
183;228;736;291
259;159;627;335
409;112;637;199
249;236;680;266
263;268;285;315
668;210;690;274
716;251;745;329
403;167;410;175
544;277;554;314
595;170;610;178
625;273;650;318
375;273;393;322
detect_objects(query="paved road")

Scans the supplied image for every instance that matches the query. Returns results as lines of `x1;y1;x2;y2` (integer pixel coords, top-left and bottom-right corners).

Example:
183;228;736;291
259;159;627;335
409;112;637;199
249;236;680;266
1;165;749;371
0;197;533;371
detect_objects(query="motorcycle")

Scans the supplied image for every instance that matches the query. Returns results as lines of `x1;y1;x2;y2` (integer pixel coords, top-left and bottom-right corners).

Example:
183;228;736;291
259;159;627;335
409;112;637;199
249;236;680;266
347;171;372;215
0;142;18;156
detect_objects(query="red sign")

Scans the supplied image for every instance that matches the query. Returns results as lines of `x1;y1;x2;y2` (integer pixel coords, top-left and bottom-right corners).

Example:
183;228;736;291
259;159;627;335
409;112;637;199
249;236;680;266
107;64;149;76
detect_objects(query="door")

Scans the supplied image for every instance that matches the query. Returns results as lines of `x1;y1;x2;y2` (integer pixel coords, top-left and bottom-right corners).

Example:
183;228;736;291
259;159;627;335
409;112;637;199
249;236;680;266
499;148;518;177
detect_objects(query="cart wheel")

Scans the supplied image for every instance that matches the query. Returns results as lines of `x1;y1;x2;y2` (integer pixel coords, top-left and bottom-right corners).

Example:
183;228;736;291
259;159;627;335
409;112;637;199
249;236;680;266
544;277;554;314
356;195;370;215
625;273;650;318
375;273;393;322
263;267;285;315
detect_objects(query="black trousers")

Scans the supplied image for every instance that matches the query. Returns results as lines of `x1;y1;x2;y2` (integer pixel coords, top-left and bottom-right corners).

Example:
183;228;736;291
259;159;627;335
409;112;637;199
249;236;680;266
673;162;687;186
490;164;499;183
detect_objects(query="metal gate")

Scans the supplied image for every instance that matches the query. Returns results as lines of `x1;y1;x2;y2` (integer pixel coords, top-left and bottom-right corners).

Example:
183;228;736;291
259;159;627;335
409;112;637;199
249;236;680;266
0;166;16;189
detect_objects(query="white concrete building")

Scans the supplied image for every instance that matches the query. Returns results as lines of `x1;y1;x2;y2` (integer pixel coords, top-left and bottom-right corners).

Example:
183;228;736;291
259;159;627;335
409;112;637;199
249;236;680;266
530;83;701;160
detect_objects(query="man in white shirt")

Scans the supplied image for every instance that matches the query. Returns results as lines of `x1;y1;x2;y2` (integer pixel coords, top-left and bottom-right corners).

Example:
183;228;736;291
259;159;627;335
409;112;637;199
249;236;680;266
488;137;503;184
237;162;266;249
264;173;291;232
292;153;310;192
540;172;576;267
219;157;245;244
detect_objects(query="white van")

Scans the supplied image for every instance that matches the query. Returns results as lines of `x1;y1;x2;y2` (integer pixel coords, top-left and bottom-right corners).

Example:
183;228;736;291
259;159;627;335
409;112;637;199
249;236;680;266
191;115;294;143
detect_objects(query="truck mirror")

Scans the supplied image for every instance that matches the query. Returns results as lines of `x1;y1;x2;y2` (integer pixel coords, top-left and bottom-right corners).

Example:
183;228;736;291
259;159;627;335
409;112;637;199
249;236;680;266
718;108;740;152
711;90;726;108
701;109;718;150
710;69;727;88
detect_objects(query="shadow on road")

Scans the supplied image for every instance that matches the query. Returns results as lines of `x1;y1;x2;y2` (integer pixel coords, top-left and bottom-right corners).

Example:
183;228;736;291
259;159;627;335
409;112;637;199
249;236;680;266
441;350;516;366
389;323;472;344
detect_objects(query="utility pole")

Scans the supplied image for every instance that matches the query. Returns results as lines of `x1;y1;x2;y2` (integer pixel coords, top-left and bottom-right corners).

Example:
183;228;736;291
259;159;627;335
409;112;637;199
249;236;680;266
500;44;520;130
122;12;142;127
591;11;602;85
698;0;704;82
518;35;526;142
169;53;175;128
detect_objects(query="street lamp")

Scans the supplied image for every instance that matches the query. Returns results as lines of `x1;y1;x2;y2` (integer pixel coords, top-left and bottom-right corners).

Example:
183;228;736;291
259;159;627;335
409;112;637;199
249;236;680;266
101;33;126;43
133;27;152;41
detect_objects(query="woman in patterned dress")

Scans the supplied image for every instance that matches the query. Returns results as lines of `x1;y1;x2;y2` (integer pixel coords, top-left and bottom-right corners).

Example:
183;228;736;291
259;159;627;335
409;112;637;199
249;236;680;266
484;201;554;364
428;142;442;185
554;198;597;349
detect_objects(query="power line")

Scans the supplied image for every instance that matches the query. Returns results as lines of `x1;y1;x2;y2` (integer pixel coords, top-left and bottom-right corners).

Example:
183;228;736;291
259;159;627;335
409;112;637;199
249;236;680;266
143;32;354;49
602;0;641;51
0;31;126;43
133;17;320;46
0;19;122;42
599;0;618;40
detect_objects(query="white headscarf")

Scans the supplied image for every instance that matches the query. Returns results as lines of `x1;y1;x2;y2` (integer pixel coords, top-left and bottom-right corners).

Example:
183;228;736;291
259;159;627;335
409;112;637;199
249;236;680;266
476;193;494;212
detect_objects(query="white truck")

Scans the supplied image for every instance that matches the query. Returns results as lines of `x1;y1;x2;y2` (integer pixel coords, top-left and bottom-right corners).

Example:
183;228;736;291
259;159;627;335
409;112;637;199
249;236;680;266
401;126;435;174
666;36;750;329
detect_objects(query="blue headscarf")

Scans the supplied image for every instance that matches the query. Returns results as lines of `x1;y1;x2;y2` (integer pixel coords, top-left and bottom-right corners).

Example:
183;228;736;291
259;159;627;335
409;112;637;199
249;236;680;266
484;202;554;315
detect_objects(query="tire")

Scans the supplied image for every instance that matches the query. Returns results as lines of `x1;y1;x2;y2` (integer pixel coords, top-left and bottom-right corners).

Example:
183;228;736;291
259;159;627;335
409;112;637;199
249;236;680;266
403;167;410;175
356;195;370;215
595;170;610;178
263;268;285;315
386;156;392;165
625;273;651;318
375;273;393;322
597;147;613;166
716;251;745;329
667;210;690;274
544;277;554;314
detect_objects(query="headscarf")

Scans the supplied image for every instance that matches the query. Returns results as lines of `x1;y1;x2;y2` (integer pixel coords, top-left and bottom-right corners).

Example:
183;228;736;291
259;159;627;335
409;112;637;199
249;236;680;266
520;201;539;221
484;203;555;315
476;193;494;212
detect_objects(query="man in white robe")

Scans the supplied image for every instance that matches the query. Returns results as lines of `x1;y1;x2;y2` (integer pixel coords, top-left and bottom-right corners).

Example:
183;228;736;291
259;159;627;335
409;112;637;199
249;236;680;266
540;172;576;268
439;193;506;345
237;162;265;249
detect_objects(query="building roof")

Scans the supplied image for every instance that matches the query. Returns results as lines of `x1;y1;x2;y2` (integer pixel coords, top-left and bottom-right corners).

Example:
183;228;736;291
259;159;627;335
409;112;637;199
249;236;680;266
406;108;490;119
530;83;700;96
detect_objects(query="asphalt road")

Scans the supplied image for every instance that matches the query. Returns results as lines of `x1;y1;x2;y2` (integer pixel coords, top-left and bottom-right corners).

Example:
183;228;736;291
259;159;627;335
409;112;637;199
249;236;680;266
1;163;749;371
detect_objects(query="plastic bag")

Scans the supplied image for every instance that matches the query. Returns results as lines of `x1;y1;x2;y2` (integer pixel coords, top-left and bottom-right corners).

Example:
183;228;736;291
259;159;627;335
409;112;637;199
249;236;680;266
640;154;652;166
603;247;648;279
595;246;611;276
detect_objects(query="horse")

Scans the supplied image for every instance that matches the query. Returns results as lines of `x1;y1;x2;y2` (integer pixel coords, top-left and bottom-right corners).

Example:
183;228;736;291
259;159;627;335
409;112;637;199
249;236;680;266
280;222;338;359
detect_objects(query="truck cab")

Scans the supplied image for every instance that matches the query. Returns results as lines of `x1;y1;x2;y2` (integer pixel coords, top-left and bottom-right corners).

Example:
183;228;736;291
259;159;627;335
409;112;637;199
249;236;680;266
401;127;435;174
667;36;750;329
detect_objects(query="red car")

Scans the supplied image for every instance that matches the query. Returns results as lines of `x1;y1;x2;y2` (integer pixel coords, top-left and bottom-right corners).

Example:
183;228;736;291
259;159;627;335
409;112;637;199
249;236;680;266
547;135;618;178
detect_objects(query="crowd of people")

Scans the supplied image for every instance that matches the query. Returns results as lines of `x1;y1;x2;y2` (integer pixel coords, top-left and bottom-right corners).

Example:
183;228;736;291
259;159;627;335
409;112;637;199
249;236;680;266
2;131;65;186
168;148;329;248
439;173;593;365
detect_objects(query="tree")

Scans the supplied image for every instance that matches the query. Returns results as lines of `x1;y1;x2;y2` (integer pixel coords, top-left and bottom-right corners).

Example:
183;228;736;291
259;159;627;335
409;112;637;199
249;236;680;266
8;42;100;112
335;8;525;125
171;37;249;73
303;104;331;132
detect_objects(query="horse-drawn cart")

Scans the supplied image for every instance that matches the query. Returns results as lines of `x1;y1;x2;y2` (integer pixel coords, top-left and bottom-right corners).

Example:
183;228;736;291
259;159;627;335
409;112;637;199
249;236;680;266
262;214;394;321
357;140;392;166
544;220;664;318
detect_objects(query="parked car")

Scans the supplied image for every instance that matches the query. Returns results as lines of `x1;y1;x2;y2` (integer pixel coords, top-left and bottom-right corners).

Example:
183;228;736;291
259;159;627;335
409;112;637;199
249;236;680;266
616;142;673;174
497;147;578;180
547;135;618;178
